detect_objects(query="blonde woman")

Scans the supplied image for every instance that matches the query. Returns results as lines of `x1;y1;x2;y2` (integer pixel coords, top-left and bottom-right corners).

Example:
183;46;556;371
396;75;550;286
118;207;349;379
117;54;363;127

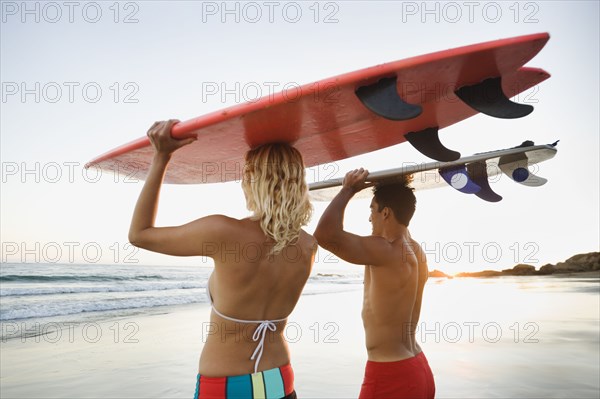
129;120;316;399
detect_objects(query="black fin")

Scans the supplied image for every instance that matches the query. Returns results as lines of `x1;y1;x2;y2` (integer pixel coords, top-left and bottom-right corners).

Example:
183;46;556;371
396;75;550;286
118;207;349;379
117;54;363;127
404;127;460;161
516;140;535;148
467;161;503;202
355;77;422;121
455;77;534;119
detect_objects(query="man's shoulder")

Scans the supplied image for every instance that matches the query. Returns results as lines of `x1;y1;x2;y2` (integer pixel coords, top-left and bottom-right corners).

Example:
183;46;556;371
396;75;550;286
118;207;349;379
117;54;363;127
389;237;427;265
390;236;422;251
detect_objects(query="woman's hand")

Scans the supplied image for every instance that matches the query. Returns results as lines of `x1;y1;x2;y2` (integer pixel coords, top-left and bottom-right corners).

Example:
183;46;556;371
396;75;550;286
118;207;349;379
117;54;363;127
147;119;197;157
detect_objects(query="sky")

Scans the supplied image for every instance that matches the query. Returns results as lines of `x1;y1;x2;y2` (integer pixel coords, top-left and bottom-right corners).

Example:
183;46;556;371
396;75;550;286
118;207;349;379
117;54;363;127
1;0;598;273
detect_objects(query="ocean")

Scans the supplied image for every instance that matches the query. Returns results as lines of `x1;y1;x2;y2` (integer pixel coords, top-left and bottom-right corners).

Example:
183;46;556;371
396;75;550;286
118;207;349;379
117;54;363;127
0;262;363;338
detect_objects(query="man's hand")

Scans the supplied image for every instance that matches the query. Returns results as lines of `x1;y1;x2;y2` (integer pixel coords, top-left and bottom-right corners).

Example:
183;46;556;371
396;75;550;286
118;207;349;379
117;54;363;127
342;168;370;194
147;119;197;157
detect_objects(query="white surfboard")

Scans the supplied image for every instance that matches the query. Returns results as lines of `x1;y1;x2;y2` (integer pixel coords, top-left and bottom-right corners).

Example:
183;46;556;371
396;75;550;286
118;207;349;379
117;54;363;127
309;141;558;202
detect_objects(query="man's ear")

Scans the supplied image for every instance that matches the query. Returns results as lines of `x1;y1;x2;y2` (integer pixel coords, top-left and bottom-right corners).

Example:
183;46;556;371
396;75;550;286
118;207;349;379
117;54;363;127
382;207;390;219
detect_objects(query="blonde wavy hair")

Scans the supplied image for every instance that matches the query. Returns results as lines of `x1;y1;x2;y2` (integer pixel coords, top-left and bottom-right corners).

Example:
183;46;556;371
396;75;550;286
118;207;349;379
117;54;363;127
242;143;312;253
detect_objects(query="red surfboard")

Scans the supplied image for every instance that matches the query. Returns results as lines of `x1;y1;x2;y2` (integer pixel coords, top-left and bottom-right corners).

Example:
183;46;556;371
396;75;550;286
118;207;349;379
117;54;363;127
86;33;550;184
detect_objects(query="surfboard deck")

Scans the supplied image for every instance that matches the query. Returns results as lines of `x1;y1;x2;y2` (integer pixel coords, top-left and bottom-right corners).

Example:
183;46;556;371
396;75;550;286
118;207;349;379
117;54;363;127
309;141;559;202
86;33;550;184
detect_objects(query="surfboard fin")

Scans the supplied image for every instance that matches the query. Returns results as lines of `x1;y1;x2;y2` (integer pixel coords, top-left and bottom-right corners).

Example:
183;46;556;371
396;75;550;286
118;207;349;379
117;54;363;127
455;77;534;119
498;151;547;187
355;77;422;121
405;127;461;162
499;163;547;186
466;161;503;202
439;165;481;194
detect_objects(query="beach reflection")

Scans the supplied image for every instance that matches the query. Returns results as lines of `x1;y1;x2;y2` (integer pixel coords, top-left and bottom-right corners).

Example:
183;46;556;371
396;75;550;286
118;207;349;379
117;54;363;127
421;276;600;398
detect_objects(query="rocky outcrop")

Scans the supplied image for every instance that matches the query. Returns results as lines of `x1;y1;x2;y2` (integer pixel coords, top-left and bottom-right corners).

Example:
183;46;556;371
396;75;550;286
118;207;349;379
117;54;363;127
502;264;537;275
538;264;556;275
452;252;599;277
429;269;452;278
553;253;600;273
456;264;537;277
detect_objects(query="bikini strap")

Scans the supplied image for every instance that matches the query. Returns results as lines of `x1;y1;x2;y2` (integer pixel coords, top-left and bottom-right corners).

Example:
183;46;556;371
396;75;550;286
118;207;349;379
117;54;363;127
207;284;287;373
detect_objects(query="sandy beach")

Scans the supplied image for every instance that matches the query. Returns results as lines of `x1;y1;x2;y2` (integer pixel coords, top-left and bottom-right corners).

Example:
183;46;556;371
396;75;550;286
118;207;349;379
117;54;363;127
1;289;365;399
1;276;599;398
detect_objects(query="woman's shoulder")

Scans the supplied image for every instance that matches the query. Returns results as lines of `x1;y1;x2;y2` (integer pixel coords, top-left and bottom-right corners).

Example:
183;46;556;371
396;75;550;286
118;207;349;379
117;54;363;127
197;214;251;233
298;229;318;251
202;214;246;223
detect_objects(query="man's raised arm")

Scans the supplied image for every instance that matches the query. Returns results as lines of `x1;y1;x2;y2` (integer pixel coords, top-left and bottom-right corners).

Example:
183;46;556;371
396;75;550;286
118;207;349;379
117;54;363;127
314;169;394;266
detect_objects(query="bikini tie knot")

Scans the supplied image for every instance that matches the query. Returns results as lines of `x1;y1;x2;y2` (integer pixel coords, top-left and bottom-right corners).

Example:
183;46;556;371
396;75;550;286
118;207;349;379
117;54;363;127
250;321;278;373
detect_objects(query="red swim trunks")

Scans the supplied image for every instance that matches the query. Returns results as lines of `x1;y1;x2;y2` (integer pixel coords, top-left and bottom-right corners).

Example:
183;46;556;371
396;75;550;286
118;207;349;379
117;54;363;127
359;352;435;399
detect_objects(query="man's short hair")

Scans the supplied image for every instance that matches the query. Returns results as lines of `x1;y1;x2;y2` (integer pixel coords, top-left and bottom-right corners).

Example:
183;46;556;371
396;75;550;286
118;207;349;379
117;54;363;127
372;179;416;226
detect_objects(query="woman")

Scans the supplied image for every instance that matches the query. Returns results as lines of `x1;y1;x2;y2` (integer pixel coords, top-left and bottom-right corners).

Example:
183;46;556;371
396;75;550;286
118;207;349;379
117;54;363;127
129;120;317;399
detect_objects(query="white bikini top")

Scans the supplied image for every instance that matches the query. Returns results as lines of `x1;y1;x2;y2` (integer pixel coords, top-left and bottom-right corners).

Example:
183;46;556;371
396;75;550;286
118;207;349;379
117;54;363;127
207;284;287;373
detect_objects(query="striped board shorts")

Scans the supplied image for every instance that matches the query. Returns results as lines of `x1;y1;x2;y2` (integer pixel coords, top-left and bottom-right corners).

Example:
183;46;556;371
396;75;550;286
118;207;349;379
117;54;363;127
194;364;296;399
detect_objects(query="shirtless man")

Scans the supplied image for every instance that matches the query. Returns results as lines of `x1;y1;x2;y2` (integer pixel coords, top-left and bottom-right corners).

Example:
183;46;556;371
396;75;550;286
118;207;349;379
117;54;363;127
314;168;435;399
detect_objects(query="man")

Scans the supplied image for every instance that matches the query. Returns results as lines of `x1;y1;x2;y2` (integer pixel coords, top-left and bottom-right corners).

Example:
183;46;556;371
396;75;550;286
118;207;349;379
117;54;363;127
314;168;435;399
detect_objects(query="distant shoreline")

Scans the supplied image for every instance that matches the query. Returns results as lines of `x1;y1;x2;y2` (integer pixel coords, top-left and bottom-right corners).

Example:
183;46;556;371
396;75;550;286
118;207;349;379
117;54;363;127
430;252;600;278
430;270;600;279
